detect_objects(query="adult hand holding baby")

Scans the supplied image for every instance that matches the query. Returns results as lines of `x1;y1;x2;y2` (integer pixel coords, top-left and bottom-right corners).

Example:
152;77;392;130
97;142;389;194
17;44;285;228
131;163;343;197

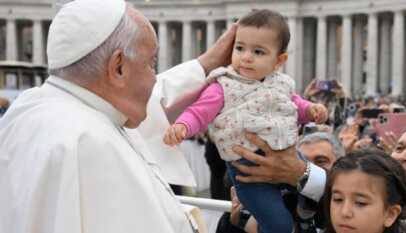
231;131;306;186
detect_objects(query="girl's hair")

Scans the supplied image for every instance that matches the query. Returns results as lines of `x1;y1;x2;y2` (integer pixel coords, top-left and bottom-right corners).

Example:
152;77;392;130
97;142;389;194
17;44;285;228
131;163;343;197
324;148;406;233
238;9;290;55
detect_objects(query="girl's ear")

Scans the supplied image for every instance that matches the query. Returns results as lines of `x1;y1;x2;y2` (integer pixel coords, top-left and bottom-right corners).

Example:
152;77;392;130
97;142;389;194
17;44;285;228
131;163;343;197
383;204;402;228
275;52;288;69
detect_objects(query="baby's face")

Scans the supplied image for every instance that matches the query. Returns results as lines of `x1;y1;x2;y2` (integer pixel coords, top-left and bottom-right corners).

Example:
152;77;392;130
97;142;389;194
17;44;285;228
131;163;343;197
231;26;283;81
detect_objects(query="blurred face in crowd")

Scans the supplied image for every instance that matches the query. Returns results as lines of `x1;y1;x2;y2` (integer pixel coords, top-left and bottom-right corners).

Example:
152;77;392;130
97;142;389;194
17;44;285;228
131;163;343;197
391;132;406;172
299;141;336;171
231;26;287;81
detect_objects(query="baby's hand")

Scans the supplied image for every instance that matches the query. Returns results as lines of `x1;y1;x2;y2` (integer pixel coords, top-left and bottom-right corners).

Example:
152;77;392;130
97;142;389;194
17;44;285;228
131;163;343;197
163;123;187;146
307;103;328;124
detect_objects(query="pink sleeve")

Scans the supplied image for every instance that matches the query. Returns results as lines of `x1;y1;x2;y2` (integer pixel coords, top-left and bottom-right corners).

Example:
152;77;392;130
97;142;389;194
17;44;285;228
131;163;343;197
291;94;312;124
175;82;224;138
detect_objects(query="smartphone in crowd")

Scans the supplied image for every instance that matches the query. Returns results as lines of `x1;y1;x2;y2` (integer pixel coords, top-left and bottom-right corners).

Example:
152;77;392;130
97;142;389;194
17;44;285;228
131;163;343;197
316;80;338;92
360;108;384;119
375;113;406;140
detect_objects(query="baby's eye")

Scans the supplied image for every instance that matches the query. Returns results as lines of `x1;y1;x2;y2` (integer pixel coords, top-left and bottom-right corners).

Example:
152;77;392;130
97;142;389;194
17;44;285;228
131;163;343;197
235;45;244;52
254;49;265;55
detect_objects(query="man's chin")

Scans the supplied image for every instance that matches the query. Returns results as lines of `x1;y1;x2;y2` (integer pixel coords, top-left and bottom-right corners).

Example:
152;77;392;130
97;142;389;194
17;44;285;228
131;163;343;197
124;119;141;129
124;113;147;129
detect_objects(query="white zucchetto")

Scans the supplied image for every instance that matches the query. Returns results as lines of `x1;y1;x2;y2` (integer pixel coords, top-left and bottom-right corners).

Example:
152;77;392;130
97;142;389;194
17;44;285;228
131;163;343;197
47;0;126;69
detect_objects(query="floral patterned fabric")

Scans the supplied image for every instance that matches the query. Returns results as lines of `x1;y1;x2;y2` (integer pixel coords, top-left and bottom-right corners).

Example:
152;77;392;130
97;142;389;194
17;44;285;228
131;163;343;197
208;67;298;161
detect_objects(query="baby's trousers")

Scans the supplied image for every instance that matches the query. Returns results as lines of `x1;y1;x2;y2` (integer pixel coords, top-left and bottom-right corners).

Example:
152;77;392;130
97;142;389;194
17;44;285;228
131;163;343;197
226;159;293;233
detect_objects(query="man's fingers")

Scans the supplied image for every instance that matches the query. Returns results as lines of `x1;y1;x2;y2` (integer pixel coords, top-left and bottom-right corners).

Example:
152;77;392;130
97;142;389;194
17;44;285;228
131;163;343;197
232;145;267;165
218;23;237;42
244;132;272;155
231;160;266;177
198;23;237;72
387;132;397;143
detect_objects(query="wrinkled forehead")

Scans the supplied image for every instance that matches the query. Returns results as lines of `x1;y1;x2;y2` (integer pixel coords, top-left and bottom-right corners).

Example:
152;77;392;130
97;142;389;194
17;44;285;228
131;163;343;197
399;131;406;144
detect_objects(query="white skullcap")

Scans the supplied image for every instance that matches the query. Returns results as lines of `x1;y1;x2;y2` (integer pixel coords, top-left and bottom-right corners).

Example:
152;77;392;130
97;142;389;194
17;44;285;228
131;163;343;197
47;0;126;69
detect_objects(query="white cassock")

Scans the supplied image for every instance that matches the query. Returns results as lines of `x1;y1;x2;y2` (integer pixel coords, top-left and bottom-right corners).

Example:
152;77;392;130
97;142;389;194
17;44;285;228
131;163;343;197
0;60;207;233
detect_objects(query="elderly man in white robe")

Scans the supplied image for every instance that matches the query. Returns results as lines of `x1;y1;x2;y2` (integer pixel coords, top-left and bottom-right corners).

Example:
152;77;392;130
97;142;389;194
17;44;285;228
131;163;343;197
0;0;327;233
0;1;223;232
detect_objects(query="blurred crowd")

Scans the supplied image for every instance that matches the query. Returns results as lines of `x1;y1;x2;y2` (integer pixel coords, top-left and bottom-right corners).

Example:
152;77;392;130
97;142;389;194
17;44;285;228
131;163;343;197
302;78;406;155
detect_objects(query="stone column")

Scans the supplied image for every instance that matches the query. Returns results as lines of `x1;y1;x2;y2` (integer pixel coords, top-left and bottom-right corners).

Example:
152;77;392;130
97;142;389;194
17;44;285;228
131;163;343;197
316;15;327;80
6;18;17;61
352;17;365;97
341;15;352;96
327;19;338;80
182;20;192;62
158;20;168;72
392;11;405;96
379;15;392;94
303;18;317;86
296;18;304;92
286;16;304;92
366;13;378;95
206;19;215;49
32;19;44;65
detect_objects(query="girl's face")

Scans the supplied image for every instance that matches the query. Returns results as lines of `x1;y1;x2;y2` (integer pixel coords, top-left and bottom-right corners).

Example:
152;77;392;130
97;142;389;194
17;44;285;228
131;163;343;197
330;170;401;233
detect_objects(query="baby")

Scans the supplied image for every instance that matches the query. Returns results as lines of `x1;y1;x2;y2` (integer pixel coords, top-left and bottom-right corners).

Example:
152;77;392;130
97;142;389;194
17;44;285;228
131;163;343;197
164;9;327;233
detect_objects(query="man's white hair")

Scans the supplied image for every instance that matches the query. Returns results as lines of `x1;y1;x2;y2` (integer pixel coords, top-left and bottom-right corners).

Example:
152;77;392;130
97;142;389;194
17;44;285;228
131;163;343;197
297;132;345;158
49;6;138;80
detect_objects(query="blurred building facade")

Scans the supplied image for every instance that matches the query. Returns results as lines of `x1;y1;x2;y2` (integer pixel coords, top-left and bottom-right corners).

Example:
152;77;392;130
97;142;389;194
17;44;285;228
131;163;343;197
0;0;405;97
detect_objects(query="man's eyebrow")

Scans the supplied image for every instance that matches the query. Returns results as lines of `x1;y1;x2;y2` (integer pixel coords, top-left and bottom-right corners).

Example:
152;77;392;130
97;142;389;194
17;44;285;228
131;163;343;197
314;155;328;160
397;142;405;146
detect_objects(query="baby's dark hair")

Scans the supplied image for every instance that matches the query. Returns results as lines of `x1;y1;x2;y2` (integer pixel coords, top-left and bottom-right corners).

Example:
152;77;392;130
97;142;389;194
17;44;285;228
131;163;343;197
238;9;290;54
324;148;406;233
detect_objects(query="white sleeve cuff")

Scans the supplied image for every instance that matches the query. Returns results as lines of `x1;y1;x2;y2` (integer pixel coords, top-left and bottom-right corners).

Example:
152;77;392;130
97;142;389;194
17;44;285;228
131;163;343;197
157;59;207;123
299;163;326;202
158;59;206;108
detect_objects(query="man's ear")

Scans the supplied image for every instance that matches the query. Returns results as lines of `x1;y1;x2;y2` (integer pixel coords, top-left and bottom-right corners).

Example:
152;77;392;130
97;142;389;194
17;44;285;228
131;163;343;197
275;52;288;69
106;49;126;88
